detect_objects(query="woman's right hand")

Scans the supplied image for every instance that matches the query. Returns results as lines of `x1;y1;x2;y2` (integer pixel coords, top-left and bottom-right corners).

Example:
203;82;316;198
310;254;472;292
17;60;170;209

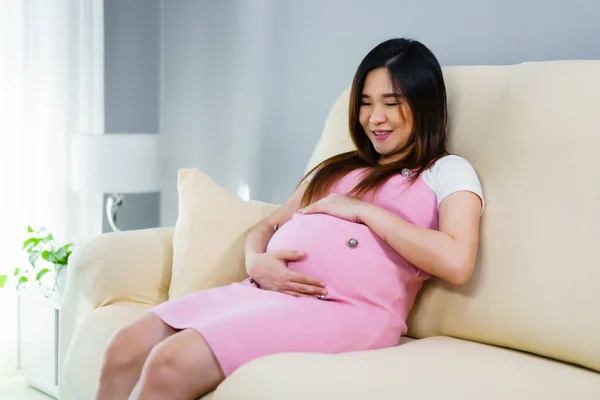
246;250;328;298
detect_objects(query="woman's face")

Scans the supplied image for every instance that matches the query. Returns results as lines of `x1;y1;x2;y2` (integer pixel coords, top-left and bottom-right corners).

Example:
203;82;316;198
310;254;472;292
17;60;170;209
359;67;414;164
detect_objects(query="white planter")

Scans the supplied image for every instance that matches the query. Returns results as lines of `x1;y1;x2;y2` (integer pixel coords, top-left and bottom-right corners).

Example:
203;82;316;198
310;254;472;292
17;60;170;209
17;287;60;398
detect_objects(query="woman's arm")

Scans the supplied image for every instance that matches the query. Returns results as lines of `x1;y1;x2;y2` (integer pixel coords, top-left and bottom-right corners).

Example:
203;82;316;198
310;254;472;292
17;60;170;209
357;191;482;285
244;180;309;260
300;190;483;285
244;180;327;296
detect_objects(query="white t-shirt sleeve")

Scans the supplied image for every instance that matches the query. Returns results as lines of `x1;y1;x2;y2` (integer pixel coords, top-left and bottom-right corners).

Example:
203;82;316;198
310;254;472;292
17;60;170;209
421;155;485;213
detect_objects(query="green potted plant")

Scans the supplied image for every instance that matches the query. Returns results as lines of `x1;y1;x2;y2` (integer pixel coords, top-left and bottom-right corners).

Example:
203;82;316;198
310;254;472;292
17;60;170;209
0;226;74;298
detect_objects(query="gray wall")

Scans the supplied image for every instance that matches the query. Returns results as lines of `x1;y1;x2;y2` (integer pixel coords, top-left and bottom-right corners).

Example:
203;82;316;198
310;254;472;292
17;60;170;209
160;0;600;226
104;0;160;232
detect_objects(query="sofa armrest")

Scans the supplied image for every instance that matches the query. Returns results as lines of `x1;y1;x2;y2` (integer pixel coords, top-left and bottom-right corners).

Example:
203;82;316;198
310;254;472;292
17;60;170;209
58;227;174;374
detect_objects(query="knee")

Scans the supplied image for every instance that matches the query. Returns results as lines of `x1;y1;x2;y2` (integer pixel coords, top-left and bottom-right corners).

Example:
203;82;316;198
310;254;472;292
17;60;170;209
102;325;141;371
139;345;181;390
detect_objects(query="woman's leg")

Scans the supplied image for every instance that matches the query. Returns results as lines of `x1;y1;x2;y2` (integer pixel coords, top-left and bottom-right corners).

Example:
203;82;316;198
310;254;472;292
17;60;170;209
128;329;225;400
95;312;177;400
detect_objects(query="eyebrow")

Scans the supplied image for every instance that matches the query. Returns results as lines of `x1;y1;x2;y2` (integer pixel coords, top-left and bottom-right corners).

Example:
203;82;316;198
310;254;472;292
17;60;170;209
361;93;402;99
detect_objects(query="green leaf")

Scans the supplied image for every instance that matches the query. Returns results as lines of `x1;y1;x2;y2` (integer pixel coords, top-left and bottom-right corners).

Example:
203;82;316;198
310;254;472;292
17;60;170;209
0;275;7;288
17;276;28;289
55;247;66;259
13;267;20;276
44;233;54;242
28;251;40;266
41;250;56;263
35;268;50;281
27;225;34;233
56;249;70;265
23;237;39;249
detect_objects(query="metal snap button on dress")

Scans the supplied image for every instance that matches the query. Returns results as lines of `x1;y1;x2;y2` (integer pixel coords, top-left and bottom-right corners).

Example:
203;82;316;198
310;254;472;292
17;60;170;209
347;238;359;248
401;168;411;177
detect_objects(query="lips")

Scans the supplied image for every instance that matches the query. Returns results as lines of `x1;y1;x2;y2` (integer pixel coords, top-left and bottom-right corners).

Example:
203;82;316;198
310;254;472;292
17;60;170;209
372;130;392;140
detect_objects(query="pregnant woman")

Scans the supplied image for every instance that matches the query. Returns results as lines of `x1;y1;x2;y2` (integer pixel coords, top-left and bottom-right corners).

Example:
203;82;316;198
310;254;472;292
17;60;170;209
95;38;484;400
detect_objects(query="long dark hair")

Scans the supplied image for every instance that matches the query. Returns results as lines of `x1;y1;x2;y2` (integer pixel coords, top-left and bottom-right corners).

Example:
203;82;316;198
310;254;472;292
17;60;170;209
300;38;449;207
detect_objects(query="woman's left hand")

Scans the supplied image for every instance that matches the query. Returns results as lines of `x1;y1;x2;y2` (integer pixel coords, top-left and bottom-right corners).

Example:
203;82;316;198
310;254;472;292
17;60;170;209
299;194;366;223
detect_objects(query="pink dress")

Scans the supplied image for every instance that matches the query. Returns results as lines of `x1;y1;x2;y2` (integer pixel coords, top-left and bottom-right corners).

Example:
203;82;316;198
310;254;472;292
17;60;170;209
150;168;439;376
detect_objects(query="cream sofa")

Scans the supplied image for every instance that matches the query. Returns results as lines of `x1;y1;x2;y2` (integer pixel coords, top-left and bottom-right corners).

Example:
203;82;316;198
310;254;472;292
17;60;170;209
59;60;600;399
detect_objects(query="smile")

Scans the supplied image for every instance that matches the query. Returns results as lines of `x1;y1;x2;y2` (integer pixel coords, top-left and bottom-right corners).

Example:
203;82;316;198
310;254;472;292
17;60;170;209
372;130;392;140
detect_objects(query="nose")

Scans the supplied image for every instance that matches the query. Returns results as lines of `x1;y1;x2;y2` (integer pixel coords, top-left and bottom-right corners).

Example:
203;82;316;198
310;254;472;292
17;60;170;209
369;107;386;125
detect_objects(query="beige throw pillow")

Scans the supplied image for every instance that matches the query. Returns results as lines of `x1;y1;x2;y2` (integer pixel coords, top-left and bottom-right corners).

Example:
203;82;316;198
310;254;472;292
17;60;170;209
169;169;279;299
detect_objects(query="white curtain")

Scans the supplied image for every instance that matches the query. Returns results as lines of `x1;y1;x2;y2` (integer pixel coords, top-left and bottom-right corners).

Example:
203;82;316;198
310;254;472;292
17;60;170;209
0;0;104;376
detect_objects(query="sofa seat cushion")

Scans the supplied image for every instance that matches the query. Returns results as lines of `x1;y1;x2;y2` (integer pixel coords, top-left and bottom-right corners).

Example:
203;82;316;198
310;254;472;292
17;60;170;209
212;336;600;400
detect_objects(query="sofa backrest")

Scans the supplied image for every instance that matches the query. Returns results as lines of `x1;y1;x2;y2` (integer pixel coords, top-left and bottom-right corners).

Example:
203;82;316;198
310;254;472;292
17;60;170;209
306;61;600;372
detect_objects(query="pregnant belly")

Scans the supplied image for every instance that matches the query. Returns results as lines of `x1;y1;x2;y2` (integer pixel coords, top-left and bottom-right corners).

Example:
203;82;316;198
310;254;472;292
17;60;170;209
266;212;415;304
